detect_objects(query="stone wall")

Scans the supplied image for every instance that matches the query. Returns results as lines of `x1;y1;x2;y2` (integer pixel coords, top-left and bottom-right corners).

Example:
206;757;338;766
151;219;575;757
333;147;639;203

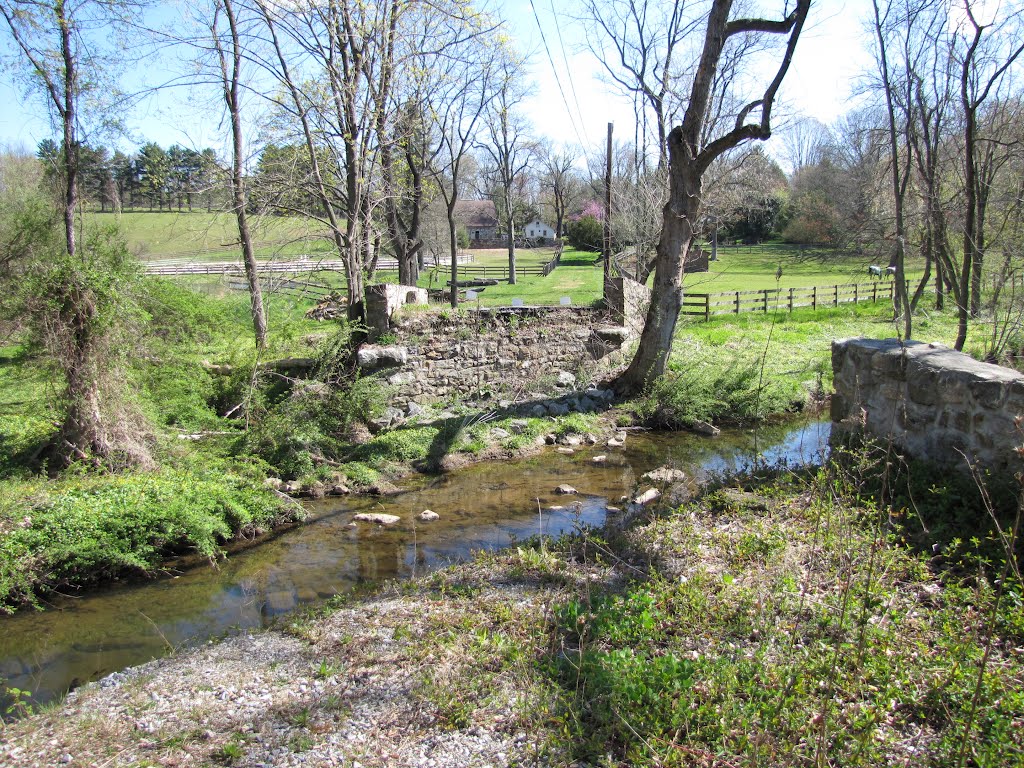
831;337;1024;472
358;306;633;406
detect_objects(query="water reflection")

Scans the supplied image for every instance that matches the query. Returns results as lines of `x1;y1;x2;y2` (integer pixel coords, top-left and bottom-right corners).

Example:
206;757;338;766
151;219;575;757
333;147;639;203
0;418;829;710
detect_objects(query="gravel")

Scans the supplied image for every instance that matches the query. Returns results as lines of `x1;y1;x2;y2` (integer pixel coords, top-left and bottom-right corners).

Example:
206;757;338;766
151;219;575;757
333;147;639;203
0;563;585;767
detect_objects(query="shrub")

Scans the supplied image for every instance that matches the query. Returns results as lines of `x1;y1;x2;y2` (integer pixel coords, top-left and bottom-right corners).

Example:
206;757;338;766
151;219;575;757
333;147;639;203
566;215;603;253
0;461;293;610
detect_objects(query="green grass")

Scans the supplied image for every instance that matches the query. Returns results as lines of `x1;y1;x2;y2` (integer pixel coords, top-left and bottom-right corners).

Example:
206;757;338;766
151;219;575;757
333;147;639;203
418;247;605;307
416;243;928;309
684;242;928;292
541;464;1024;766
0;458;298;610
88;210;335;262
632;300;992;429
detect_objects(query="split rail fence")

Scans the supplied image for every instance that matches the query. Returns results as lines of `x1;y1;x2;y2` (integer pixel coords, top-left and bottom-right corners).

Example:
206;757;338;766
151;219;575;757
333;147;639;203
682;280;905;321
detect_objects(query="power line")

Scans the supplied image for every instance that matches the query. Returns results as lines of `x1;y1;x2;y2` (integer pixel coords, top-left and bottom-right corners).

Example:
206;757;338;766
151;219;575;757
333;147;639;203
526;0;590;147
547;0;589;145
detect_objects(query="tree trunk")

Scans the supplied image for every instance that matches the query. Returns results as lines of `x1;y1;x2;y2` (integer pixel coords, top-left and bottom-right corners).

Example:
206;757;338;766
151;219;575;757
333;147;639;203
507;206;517;285
219;0;267;349
57;0;77;259
612;0;809;396
448;202;459;309
614;128;697;394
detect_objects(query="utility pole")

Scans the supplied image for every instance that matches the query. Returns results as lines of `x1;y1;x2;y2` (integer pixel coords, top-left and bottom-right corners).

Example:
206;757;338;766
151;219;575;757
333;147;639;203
603;121;613;294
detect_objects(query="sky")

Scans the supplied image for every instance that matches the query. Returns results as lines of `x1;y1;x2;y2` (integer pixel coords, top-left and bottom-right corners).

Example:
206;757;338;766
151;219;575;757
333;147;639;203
0;0;873;161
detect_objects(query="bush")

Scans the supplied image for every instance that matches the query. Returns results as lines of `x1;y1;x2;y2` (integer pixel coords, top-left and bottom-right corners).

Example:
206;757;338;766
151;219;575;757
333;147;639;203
566;215;603;252
0;461;293;610
635;357;797;428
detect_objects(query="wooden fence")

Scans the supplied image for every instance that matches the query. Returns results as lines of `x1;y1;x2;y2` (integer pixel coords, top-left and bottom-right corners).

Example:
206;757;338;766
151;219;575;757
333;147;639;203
144;253;473;277
682;280;904;320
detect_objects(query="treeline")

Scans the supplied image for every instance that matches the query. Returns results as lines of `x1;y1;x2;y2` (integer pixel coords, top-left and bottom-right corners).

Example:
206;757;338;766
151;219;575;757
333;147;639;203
37;139;222;213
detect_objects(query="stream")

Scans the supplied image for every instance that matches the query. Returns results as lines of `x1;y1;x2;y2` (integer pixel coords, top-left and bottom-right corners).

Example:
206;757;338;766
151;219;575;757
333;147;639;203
0;418;830;712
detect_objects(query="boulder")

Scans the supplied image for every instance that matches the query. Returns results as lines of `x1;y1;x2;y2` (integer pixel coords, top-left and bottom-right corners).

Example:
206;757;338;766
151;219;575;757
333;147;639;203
596;326;630;344
591;454;607;464
490;427;511;440
691;420;721;437
509;419;531;434
547;401;570;416
418;510;440;521
632;488;661;506
356;345;408;371
556;447;575;455
642;467;687;485
554;484;578;495
531;404;548;418
556;371;577;388
353;513;402;526
369;407;405;432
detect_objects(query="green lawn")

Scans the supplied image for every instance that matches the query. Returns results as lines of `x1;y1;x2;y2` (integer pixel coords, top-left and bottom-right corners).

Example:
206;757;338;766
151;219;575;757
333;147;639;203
416;243;927;309
89;210;335;261
684;242;927;292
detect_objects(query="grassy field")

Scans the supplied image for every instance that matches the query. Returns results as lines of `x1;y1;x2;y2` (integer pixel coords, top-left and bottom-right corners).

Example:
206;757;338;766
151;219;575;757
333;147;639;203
89;210;335;261
104;211;925;308
421;243;927;308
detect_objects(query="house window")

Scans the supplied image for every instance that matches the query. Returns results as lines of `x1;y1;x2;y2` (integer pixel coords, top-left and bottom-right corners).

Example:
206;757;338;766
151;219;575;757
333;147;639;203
474;230;480;239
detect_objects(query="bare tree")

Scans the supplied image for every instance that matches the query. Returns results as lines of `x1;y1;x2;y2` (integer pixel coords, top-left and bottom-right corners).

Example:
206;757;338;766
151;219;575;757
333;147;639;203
953;1;1024;349
211;0;267;348
539;143;583;241
614;0;810;396
424;26;499;308
478;52;533;285
871;0;915;339
0;0;153;467
578;0;692;169
777;115;830;174
2;0;86;258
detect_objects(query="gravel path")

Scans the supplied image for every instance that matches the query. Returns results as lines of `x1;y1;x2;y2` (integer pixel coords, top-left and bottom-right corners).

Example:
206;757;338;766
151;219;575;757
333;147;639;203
0;558;592;768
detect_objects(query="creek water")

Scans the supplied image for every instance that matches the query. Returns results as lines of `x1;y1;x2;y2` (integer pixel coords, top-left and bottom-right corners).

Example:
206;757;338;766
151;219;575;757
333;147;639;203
0;418;830;711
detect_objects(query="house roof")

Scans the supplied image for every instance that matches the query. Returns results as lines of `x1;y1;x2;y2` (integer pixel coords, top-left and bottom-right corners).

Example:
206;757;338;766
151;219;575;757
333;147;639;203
453;199;499;229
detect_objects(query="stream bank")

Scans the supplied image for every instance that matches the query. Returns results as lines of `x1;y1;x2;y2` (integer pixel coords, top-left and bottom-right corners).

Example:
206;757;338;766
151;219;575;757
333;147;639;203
1;419;829;716
5;437;1022;768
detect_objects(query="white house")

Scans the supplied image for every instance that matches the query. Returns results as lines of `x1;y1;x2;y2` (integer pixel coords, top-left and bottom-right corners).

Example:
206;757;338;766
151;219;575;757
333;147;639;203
522;219;555;241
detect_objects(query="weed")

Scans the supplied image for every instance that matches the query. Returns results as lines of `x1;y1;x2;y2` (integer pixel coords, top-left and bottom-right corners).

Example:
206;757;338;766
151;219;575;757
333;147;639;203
212;735;245;765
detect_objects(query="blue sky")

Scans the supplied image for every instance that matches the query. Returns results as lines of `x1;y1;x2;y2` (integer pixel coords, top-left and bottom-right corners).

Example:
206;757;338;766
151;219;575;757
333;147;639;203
0;0;870;159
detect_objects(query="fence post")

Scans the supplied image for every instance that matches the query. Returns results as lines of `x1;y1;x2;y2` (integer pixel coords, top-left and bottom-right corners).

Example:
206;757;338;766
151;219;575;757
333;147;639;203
812;286;817;310
705;294;710;322
834;285;839;306
788;287;794;312
872;282;877;302
854;283;859;304
763;289;769;313
735;291;740;315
